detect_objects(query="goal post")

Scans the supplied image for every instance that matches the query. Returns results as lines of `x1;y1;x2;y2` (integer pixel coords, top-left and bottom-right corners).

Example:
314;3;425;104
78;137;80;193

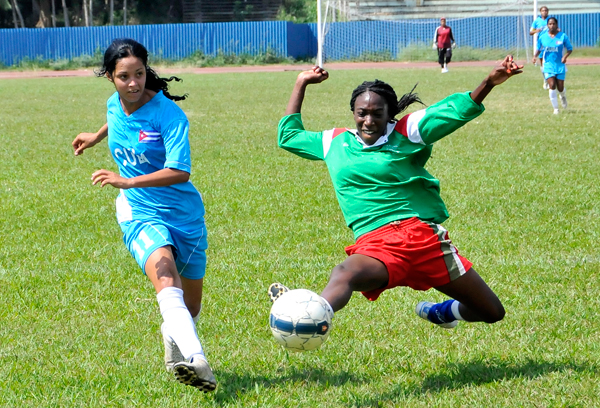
316;0;533;66
532;0;539;58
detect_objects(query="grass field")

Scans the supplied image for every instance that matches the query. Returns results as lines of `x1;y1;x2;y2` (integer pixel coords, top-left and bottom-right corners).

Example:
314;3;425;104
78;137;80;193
1;63;599;407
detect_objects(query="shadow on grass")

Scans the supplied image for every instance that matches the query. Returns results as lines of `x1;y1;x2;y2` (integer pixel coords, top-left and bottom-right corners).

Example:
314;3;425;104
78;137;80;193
352;358;598;407
210;366;363;404
202;358;597;404
420;359;597;391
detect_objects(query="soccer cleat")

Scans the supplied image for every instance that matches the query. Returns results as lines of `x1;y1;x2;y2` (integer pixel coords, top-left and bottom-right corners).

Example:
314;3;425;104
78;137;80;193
415;301;458;329
162;323;184;372
268;282;289;303
441;67;448;73
559;95;567;109
173;355;217;392
553;109;560;115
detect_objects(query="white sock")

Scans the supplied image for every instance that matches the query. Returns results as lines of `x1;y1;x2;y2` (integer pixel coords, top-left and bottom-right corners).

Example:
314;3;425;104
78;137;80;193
549;89;559;109
192;306;201;325
157;287;204;360
559;89;566;98
451;300;464;321
321;296;335;317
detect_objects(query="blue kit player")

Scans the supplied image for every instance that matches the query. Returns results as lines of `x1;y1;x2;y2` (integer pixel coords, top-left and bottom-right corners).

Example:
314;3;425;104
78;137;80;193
530;6;550;89
72;38;216;392
533;17;572;114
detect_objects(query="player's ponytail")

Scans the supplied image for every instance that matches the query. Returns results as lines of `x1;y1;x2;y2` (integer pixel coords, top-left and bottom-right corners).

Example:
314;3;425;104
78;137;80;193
97;38;187;101
350;80;423;120
145;67;188;101
396;83;422;117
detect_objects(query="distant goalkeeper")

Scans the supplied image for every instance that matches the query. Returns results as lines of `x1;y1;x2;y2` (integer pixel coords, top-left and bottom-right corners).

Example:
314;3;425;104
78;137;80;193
433;17;456;73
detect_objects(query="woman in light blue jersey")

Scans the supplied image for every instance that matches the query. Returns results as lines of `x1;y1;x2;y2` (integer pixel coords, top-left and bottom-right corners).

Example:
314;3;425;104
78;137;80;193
532;17;572;114
529;6;550;89
72;38;216;392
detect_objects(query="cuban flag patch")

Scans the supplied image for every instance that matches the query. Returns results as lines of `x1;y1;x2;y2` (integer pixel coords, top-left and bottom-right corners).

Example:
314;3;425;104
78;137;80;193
139;129;161;143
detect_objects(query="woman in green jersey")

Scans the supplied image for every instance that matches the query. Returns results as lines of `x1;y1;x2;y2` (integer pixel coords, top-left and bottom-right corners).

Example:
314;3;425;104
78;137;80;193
270;56;523;330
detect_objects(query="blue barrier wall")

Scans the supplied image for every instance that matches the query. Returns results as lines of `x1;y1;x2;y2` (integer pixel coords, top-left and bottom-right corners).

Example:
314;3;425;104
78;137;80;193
0;14;598;66
317;14;600;60
0;21;290;66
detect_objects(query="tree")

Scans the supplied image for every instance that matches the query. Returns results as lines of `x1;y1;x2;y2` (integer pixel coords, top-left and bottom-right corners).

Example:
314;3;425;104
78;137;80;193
61;0;69;26
82;0;88;25
51;0;56;27
10;0;25;27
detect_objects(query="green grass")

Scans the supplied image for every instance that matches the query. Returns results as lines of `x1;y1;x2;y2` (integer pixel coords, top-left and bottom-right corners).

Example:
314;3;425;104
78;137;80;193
3;46;598;71
0;48;302;72
1;64;600;407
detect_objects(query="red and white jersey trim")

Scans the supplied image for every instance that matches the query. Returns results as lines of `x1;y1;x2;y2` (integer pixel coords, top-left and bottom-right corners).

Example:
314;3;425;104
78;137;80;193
396;109;427;145
322;128;347;157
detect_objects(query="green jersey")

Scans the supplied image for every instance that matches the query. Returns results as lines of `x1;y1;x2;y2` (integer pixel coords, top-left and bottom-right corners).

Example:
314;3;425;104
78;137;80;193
277;92;485;240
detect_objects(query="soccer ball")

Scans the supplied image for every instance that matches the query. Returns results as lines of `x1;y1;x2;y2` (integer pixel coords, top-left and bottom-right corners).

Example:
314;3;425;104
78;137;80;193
269;289;333;352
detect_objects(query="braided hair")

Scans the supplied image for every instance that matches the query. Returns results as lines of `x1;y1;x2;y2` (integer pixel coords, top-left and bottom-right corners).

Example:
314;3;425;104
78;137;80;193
96;38;187;101
350;80;422;120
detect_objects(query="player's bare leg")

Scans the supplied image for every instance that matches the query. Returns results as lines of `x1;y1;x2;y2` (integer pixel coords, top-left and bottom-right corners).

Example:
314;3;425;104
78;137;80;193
433;268;505;323
320;254;388;312
416;268;504;328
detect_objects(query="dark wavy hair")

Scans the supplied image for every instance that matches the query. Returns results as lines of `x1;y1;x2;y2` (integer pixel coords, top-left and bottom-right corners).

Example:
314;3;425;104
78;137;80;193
96;38;187;101
547;16;558;25
350;80;423;120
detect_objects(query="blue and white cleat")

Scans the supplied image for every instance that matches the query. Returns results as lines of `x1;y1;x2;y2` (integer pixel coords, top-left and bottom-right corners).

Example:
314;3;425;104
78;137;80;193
416;301;458;329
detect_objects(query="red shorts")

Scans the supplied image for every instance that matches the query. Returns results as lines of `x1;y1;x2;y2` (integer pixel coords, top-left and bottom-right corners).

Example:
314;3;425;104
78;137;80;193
345;217;473;301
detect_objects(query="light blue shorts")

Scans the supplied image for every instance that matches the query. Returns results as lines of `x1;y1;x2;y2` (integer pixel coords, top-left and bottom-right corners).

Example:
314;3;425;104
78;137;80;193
119;218;208;279
544;72;566;81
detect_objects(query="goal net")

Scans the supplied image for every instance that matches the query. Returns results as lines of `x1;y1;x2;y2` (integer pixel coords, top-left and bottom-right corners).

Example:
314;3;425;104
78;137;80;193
316;0;532;66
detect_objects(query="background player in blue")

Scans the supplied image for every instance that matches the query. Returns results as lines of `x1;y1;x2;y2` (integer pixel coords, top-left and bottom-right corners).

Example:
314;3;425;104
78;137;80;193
530;5;550;89
71;38;216;392
533;17;572;114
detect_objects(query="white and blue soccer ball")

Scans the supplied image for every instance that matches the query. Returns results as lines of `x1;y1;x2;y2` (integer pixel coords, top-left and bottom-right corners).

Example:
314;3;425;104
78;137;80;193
269;289;334;352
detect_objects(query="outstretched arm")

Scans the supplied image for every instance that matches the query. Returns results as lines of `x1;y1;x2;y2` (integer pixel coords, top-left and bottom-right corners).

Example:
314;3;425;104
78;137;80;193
91;167;189;189
470;55;523;105
72;123;108;156
285;66;329;115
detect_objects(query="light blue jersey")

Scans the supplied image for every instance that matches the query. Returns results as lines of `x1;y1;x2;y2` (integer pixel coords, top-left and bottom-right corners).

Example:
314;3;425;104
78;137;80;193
107;90;205;225
106;90;208;279
531;16;549;58
531;16;549;35
538;31;573;76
